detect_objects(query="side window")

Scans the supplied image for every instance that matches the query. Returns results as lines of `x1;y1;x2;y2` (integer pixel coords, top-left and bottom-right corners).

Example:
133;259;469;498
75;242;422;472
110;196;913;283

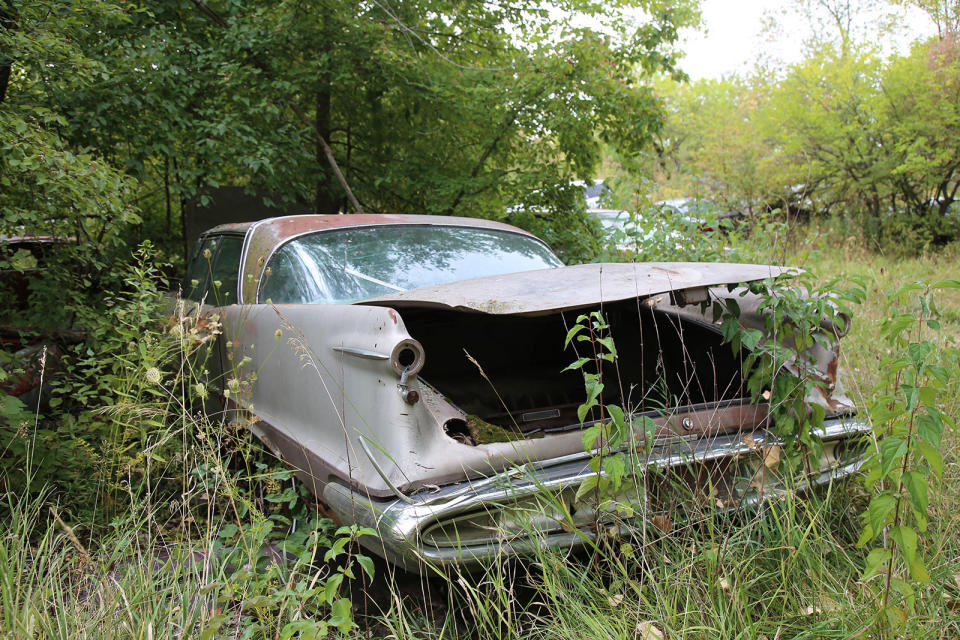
208;236;243;306
184;237;218;301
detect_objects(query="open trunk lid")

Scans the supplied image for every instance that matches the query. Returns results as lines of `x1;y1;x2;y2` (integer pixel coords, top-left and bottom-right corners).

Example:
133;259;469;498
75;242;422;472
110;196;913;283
358;262;791;316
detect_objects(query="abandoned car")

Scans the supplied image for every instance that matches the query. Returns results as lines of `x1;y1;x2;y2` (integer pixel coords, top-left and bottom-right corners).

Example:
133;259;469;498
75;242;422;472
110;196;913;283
185;214;870;570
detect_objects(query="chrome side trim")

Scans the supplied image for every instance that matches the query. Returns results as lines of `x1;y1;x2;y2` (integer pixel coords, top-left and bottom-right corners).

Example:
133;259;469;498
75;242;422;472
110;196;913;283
323;416;872;571
237;218;272;304
332;346;390;361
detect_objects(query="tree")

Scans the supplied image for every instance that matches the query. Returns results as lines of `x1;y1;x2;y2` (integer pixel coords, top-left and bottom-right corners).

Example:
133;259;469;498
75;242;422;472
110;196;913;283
899;0;960;36
28;0;698;261
0;0;140;244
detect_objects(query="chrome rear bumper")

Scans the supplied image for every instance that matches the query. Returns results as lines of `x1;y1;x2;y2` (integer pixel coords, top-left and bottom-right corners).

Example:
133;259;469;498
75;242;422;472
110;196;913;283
323;417;872;572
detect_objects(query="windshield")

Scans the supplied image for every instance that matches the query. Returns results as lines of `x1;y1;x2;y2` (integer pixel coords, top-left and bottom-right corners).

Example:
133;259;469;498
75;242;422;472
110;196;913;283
258;225;563;304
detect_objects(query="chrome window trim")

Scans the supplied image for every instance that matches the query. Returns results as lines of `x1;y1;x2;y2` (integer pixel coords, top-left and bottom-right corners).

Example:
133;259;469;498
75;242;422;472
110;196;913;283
236;219;270;304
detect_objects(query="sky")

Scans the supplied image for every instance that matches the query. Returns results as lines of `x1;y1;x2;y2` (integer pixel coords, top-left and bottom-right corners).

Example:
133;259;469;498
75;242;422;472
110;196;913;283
677;0;936;80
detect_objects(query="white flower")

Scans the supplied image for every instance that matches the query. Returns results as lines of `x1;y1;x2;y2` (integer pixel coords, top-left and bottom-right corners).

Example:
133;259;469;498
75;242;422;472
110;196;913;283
145;367;162;385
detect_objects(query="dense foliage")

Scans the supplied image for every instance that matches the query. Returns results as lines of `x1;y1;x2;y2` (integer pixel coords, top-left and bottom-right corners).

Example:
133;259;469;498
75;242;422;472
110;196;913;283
1;0;699;263
0;0;697;509
626;4;960;255
1;1;959;638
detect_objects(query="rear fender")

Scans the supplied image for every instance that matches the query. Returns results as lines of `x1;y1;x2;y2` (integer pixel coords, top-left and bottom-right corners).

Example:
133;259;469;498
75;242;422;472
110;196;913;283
220;303;427;495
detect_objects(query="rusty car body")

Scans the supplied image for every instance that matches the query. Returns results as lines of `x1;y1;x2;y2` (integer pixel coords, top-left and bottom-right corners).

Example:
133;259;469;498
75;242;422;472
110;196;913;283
186;214;870;570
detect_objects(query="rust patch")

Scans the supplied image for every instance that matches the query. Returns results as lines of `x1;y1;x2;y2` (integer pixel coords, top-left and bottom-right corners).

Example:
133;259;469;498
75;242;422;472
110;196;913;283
815;384;846;413
388;308;398;325
652;266;683;276
313;499;343;526
826;353;839;385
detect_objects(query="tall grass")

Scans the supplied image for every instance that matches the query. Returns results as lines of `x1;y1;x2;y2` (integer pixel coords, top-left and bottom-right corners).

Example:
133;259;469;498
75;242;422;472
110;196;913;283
376;229;960;639
2;231;958;639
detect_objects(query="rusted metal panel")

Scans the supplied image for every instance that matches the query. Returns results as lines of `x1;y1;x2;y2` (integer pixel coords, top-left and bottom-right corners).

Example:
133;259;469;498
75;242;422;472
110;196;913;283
361;262;792;316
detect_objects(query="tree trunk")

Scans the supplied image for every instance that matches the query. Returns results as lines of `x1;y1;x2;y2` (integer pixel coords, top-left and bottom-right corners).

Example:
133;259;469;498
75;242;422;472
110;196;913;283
313;15;339;215
0;1;18;105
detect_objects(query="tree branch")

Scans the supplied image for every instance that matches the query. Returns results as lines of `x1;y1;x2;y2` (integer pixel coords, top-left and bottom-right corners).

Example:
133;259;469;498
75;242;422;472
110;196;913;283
442;86;546;216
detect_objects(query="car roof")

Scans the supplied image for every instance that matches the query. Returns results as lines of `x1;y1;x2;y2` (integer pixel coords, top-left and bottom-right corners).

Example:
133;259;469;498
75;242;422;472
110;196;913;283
203;213;534;239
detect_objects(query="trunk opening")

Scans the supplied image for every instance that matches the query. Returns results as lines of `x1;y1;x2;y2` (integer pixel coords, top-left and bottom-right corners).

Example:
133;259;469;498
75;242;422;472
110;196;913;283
400;297;747;440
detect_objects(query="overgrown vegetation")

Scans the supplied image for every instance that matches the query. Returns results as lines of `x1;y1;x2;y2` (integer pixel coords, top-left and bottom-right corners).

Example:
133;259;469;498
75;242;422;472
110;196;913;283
2;0;960;638
1;261;377;638
608;2;960;257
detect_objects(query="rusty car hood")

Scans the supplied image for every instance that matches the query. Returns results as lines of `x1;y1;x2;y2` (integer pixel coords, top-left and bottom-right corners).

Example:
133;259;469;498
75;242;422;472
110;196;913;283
359;262;793;316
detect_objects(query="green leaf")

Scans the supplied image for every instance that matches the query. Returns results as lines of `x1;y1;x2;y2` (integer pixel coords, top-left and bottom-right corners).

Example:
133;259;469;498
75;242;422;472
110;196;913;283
915;440;943;477
889;524;917;559
862;547;891;580
907;342;931;367
603;454;626;490
931;279;960;289
908;555;930;584
885;315;914;339
576;474;599;500
563;357;590;372
639;416;657;441
879;437;907;479
241;595;273;610
606;405;627;446
917;412;944;448
596;336;617;356
356;554;375;581
201;615;228;640
577;401;597;425
606;404;625;429
564;324;585;348
884;604;907;629
868;494;896;535
280;620;325;640
584;379;604;405
324;572;343;604
582;424;603;451
724;298;741;317
740;328;763;351
901;471;928;514
916;385;937;407
329;599;355;633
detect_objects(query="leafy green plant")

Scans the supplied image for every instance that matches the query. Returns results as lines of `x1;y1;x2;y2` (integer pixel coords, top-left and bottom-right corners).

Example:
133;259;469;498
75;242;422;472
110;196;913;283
0;240;379;638
710;274;863;455
857;279;960;632
563;311;655;515
201;465;376;639
600;206;791;266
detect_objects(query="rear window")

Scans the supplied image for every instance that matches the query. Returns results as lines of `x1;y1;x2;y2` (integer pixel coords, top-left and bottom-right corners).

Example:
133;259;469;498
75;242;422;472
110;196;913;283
259;225;561;304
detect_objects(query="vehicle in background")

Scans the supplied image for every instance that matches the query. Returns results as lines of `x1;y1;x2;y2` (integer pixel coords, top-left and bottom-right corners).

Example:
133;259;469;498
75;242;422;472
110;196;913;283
654;198;744;233
573;179;613;210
